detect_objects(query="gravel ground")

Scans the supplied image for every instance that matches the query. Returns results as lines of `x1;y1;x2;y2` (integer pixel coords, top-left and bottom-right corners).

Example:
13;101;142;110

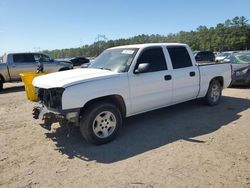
0;82;250;188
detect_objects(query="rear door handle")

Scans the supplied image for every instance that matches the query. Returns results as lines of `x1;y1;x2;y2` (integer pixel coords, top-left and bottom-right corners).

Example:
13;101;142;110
164;75;172;81
190;71;195;77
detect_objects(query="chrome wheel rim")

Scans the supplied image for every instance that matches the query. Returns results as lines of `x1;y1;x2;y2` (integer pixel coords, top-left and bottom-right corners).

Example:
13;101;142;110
92;111;117;138
211;84;220;103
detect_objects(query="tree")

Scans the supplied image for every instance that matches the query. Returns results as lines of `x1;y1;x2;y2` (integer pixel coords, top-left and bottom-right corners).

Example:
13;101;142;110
43;16;250;58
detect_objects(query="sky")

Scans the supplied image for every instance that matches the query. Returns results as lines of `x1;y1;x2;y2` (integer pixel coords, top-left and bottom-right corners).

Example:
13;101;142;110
0;0;250;55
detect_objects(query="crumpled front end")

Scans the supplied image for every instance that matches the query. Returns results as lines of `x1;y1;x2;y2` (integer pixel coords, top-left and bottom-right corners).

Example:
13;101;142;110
38;87;65;111
33;87;80;128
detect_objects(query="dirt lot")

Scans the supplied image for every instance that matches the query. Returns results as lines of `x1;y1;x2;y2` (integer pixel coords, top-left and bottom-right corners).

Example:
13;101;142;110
0;83;250;188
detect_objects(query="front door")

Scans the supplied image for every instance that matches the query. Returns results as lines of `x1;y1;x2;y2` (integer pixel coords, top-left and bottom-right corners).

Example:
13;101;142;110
129;47;173;115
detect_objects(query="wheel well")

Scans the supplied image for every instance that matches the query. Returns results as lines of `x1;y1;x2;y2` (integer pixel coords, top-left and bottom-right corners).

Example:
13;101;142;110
81;95;127;117
0;74;5;83
59;67;69;71
210;76;224;87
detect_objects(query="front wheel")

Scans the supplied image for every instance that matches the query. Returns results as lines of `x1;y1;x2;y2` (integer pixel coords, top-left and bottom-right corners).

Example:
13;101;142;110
80;102;122;145
59;67;70;71
204;80;222;106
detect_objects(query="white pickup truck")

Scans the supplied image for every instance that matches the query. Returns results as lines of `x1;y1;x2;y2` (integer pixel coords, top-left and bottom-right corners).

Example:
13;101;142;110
33;43;231;145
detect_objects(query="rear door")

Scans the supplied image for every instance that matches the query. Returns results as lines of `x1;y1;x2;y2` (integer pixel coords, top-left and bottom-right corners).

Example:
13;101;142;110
167;46;199;103
129;47;173;115
8;54;37;80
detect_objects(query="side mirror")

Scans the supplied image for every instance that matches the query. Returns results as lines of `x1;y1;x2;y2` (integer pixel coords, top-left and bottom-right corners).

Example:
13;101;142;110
37;59;44;73
134;63;150;74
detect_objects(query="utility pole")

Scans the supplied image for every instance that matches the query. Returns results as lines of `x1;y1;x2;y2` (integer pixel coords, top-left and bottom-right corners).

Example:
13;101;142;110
95;34;108;55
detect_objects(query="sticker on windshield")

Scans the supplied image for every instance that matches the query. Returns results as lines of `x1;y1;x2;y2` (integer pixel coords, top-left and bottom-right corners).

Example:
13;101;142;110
121;50;134;54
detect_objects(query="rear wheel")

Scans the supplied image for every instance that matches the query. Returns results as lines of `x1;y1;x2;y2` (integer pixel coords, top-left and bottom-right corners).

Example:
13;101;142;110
204;80;222;106
80;102;122;145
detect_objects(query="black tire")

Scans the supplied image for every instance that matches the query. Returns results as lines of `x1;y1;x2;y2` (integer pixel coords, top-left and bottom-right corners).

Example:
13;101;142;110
204;80;222;106
80;102;122;145
59;68;69;71
0;78;3;92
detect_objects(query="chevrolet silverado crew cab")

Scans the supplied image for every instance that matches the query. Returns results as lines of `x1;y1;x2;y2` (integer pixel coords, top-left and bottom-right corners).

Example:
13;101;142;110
0;52;73;91
32;43;231;145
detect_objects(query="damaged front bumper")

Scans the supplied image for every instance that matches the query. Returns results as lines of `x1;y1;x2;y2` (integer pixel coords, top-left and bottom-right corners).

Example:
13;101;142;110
33;87;80;127
32;105;80;126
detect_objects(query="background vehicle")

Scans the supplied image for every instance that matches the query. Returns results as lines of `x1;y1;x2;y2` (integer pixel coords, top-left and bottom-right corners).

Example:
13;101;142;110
33;43;231;145
54;58;72;64
213;51;220;57
194;51;215;63
69;56;90;66
215;51;236;63
225;52;250;86
0;52;73;91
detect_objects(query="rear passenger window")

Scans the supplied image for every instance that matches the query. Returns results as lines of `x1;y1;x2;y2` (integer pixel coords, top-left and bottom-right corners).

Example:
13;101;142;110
136;47;167;73
13;54;35;63
167;46;193;69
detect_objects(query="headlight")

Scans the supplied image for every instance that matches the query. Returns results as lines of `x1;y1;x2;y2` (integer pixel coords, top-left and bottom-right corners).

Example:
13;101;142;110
39;88;65;110
49;88;65;108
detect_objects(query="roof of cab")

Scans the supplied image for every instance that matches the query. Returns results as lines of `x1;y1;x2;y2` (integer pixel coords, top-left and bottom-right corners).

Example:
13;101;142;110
109;43;188;49
7;52;44;55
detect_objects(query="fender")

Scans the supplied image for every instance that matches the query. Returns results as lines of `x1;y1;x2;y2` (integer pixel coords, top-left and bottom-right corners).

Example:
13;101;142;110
61;74;131;116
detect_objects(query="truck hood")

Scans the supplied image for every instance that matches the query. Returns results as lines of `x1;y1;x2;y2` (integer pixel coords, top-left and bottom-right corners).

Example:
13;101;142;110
54;60;73;67
33;68;119;89
215;56;226;61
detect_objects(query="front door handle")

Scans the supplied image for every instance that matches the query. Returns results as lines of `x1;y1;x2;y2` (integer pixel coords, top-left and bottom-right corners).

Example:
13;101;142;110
190;71;195;77
164;75;172;81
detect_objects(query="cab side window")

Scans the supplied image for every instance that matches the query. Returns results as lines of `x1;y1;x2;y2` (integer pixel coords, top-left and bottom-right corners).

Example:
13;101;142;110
135;47;167;73
34;54;51;62
13;54;35;63
167;46;193;69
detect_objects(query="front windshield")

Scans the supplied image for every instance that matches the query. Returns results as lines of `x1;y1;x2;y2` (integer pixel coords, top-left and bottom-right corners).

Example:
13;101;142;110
231;53;250;64
89;48;139;73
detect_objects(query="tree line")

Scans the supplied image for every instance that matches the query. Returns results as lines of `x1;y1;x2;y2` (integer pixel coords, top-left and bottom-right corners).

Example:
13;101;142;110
44;16;250;59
